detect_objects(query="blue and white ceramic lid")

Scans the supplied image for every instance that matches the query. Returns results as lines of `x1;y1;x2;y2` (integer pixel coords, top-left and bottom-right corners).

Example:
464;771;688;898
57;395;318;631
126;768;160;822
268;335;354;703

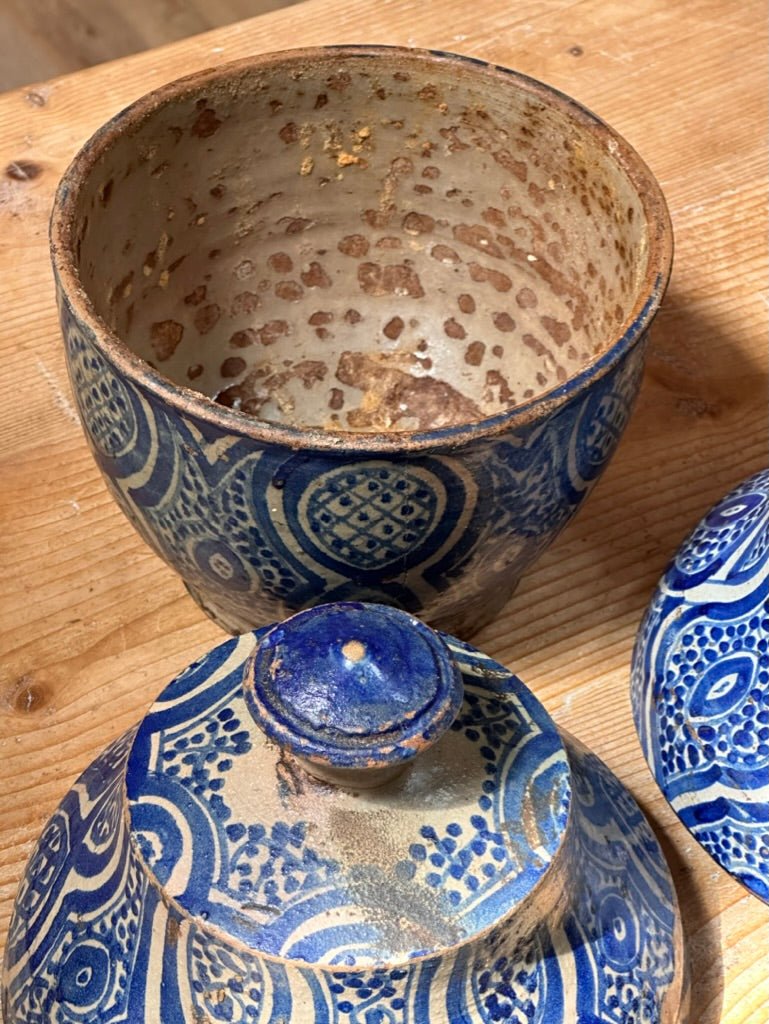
632;468;769;903
5;601;685;1023
126;602;571;965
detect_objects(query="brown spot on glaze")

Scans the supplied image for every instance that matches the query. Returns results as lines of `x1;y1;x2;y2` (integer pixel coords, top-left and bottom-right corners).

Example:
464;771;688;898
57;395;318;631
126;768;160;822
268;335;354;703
444;318;466;340
268;252;293;273
383;316;404;340
231;291;261;315
344;309;362;324
358;262;424;298
482;207;507;228
458;293;476;314
327;71;352;91
5;676;49;714
235;259;255;280
453;223;505;259
279;122;300;144
187;363;203;379
465;341;486;366
569;44;584;56
422;165;440;179
440;126;471;152
336;351;482;430
229;329;257;348
275;280;304;301
281;217;314;234
184;284;207;306
221;356;246;378
372;237;400;252
389;156;414;177
110;269;133;305
418;83;439;102
485;369;515;404
516;287;538;308
431;244;460;264
191;107;222;138
403;211;435;236
339;234;369;257
150;320;183;361
309;311;333;326
528;181;547;207
257;320;290;345
468;263;512;292
493;150;527;182
329;387;344;410
540;316;571;346
168;254;187;274
362;206;396;229
301;262;332;288
314;93;328;109
194;304;221;334
523;334;553;366
492;313;514;333
492;344;504;357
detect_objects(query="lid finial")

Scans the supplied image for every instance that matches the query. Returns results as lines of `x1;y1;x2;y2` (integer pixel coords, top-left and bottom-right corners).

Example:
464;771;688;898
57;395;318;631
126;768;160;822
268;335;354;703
242;602;463;788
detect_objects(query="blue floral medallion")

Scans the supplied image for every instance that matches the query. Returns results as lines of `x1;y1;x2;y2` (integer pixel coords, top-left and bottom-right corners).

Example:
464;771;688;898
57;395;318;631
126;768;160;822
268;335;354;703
4;603;683;1022
60;288;649;638
632;469;769;902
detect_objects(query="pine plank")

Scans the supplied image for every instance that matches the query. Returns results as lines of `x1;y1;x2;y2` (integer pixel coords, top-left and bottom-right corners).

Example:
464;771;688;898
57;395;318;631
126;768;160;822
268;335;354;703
0;1;767;1020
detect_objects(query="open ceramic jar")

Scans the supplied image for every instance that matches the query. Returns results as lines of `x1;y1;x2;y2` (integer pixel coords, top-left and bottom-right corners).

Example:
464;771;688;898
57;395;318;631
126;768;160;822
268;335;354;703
4;603;685;1022
52;46;672;637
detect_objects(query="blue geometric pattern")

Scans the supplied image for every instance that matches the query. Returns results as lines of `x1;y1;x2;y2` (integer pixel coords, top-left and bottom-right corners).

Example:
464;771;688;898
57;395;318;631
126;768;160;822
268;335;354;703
303;465;440;570
632;468;769;902
4;627;681;1021
58;288;649;635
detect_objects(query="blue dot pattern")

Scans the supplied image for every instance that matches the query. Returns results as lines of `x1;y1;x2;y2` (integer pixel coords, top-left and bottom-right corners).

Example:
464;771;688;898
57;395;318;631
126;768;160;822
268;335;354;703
632;469;769;902
4;631;680;1021
59;286;649;634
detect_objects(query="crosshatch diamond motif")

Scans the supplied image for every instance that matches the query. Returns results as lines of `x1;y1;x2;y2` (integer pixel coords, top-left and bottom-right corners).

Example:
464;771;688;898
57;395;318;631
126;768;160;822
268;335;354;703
304;467;440;569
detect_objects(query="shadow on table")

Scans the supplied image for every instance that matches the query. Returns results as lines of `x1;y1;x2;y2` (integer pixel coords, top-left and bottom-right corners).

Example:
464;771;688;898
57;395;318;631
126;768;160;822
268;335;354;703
642;801;724;1024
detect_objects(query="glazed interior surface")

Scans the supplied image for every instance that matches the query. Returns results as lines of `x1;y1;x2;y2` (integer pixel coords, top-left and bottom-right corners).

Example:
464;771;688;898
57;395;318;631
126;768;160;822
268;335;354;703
69;51;650;432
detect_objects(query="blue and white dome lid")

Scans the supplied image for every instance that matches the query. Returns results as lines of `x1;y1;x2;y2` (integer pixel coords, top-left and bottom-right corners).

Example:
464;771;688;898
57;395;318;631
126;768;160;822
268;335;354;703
5;601;686;1023
126;602;573;965
632;468;769;903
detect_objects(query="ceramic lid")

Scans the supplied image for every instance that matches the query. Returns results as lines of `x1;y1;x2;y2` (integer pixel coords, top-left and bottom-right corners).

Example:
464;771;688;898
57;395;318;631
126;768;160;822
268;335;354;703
126;602;571;965
632;469;769;903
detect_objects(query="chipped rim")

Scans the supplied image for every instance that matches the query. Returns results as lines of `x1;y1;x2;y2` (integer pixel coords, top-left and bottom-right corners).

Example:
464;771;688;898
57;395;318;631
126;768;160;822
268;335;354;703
50;44;673;454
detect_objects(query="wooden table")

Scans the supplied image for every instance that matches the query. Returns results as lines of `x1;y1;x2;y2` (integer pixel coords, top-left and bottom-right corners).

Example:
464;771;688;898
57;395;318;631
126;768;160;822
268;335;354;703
0;1;766;1020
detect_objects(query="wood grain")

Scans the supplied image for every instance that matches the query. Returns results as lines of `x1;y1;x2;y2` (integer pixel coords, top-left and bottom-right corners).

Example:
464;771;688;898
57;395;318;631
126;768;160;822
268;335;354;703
0;0;302;90
0;0;767;1020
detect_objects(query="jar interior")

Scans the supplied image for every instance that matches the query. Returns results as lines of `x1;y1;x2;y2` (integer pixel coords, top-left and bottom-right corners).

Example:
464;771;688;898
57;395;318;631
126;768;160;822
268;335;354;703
69;51;650;432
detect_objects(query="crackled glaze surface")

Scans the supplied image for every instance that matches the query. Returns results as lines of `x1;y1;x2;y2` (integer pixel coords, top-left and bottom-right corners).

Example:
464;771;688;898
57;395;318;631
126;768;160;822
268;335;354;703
4;621;683;1022
632;469;769;903
53;47;671;635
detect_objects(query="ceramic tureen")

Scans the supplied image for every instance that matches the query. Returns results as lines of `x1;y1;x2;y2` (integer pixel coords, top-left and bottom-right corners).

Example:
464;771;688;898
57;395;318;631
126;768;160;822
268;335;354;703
4;602;685;1022
632;469;769;903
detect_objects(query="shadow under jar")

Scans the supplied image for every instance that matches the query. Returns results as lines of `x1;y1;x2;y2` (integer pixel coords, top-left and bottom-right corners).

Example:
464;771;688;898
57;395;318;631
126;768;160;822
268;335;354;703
51;45;672;637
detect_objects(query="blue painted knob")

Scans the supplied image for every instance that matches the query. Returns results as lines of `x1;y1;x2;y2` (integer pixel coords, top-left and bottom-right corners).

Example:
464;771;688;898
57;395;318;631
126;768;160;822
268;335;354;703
242;602;463;786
